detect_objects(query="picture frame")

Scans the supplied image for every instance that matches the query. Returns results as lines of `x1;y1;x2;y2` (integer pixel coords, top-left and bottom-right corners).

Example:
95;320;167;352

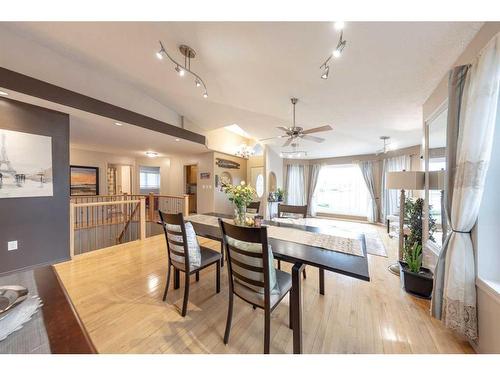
70;165;99;196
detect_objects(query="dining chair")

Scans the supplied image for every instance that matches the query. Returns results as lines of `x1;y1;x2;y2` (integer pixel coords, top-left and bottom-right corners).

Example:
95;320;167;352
219;219;292;354
276;204;308;278
247;201;261;214
159;211;221;317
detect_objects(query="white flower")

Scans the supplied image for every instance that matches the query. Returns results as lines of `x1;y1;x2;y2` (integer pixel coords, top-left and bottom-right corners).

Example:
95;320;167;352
240;181;246;186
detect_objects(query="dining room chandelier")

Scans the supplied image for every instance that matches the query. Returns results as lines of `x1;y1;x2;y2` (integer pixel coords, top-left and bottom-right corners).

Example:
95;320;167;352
156;41;209;98
234;143;255;159
319;22;348;80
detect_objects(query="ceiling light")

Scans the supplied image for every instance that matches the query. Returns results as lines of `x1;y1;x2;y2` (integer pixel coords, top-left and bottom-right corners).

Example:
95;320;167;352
0;90;8;96
156;41;208;96
334;21;345;31
145;151;158;158
321;66;330;79
332;37;346;59
114;122;123;126
175;65;185;77
235;144;255;159
175;138;180;142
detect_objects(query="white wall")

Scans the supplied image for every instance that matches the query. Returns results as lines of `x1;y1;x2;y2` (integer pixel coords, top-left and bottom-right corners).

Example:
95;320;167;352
264;147;284;218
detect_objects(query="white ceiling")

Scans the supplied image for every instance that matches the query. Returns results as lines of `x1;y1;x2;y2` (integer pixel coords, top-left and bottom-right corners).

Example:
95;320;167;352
3;91;209;158
2;22;482;158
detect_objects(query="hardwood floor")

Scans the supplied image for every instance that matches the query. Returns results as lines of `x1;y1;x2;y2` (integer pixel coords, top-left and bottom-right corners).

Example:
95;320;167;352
54;224;474;354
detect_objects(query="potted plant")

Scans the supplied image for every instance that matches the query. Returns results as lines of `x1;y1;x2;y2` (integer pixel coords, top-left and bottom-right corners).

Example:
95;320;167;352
399;243;433;298
222;181;256;226
275;188;285;202
399;197;436;299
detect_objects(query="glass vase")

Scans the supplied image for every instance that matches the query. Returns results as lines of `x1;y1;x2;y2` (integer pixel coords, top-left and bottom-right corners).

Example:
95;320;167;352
234;204;247;226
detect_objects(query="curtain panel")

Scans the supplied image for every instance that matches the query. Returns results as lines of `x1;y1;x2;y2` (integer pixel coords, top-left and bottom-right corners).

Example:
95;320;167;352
381;155;410;222
431;33;500;341
285;164;307;205
358;161;378;222
306;164;322;216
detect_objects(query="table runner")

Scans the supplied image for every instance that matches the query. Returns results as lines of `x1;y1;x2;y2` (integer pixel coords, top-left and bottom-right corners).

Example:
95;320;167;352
0;271;50;354
187;214;364;257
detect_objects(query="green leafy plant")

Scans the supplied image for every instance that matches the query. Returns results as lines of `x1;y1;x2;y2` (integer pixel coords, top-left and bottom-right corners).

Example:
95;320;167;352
404;197;436;249
404;243;423;273
275;188;285;202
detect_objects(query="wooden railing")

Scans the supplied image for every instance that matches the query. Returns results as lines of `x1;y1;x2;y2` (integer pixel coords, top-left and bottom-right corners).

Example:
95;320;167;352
69;193;189;257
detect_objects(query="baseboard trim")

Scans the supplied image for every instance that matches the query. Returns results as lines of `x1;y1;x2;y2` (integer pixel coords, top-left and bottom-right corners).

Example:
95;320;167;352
0;256;71;277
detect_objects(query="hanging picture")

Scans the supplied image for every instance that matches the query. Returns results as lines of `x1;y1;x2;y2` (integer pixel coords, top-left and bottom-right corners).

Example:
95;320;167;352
70;165;99;196
0;129;53;199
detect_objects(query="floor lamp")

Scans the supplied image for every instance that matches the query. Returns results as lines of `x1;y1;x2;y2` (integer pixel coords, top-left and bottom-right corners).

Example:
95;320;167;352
386;171;425;275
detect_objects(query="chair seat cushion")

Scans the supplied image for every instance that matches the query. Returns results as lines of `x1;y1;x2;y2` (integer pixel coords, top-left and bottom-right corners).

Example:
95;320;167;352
172;246;221;272
233;269;292;309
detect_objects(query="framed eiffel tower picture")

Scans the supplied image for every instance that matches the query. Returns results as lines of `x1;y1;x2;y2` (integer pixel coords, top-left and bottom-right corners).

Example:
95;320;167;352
0;129;53;198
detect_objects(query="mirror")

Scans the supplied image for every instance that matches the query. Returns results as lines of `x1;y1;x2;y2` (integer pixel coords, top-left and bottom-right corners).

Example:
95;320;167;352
425;107;447;249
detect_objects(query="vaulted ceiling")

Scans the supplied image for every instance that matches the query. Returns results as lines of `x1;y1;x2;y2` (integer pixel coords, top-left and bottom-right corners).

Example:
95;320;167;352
0;22;482;158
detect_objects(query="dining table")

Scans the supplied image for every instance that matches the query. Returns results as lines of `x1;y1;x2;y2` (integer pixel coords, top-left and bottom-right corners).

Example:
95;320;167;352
184;213;371;354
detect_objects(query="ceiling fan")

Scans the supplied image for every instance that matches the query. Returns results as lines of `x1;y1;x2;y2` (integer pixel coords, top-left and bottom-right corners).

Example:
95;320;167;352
259;98;333;147
376;136;392;155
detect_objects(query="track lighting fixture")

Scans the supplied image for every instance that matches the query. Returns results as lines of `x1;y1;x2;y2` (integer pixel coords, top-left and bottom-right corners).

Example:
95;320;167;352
319;23;348;79
156;41;208;98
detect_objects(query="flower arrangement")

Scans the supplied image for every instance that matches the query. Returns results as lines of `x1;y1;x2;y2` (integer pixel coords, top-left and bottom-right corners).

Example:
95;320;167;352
222;181;256;225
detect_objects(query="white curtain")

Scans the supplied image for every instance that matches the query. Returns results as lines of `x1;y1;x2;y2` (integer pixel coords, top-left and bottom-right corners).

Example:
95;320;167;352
358;161;378;222
381;155;410;221
286;164;306;205
307;164;322;216
432;34;500;341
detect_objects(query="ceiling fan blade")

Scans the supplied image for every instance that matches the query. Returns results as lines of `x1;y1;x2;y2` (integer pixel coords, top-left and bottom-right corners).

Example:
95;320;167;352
300;134;325;143
277;126;290;132
301;125;333;135
282;138;293;147
259;135;284;141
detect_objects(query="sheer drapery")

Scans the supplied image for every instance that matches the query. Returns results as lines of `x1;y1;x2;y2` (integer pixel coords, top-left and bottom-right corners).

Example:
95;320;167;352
358;161;378;223
285;164;306;205
432;33;500;341
381;155;410;222
307;164;322;216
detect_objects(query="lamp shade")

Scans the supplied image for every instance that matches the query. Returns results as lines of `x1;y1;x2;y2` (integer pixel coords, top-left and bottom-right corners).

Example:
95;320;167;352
386;171;425;190
428;170;445;190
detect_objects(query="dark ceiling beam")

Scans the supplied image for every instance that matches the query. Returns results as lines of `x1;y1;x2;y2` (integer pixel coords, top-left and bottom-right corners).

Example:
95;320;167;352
0;67;206;145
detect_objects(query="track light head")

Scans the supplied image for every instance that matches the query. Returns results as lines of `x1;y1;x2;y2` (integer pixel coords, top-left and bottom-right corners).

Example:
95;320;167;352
156;50;164;60
334;21;345;31
333;39;347;58
175;65;185;76
321;66;330;79
203;92;208;99
195;79;201;87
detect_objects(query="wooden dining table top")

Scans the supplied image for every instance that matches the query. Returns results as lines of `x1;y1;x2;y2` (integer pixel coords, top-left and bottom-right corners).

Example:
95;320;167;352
189;213;370;282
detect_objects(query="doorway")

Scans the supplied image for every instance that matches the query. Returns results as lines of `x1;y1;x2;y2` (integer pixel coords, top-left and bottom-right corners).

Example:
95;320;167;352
107;164;133;195
184;164;198;213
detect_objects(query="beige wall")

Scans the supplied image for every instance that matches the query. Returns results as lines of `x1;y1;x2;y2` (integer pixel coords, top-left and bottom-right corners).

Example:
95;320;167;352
422;22;500;354
213;152;248;215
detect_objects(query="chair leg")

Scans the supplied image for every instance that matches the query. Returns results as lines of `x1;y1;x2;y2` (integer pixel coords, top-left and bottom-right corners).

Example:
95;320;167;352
277;259;281;270
289;294;293;329
220;241;224;267
181;273;190;317
264;309;271;354
302;267;307;279
224;292;234;344
162;264;171;301
216;261;221;293
196;271;200;282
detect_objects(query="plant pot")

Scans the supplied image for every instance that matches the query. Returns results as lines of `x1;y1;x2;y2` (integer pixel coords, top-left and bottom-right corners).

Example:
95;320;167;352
399;261;433;299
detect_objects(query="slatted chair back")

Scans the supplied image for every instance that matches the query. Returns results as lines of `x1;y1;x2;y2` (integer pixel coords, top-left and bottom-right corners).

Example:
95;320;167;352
159;211;191;273
247;201;261;213
218;219;271;308
277;204;307;218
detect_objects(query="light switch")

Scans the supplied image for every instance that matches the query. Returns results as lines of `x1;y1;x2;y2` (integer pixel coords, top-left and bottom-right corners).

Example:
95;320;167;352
8;240;18;251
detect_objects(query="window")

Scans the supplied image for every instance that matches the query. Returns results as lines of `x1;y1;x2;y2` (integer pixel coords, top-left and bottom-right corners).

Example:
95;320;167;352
255;174;264;198
139;166;160;194
313;164;370;217
286;164;305;205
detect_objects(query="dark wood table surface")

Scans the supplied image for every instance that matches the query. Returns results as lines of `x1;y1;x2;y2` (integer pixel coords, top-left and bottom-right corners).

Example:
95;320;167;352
1;266;96;354
187;213;370;354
